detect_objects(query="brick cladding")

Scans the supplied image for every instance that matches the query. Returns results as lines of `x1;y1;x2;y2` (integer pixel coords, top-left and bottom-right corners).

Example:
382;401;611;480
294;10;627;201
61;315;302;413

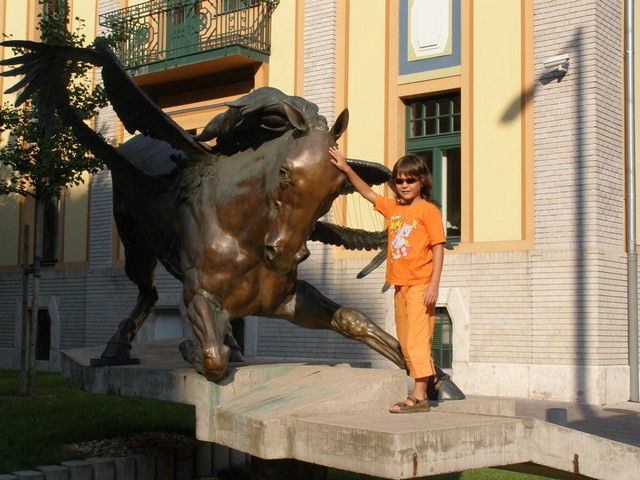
532;0;629;366
443;252;533;365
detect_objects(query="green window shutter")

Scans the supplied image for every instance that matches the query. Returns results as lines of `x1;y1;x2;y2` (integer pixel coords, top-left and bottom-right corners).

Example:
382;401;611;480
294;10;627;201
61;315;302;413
431;307;453;369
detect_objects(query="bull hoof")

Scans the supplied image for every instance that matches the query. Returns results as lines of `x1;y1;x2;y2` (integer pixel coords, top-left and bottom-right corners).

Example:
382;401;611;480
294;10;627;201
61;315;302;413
90;340;140;366
90;356;140;366
428;367;465;401
179;339;230;381
229;347;244;362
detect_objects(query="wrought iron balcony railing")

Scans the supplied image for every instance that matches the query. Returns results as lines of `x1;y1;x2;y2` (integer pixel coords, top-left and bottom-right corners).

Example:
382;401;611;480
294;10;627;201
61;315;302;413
99;0;279;74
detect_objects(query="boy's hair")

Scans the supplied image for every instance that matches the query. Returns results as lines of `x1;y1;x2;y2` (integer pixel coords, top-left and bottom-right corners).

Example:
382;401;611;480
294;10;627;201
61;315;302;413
391;154;433;202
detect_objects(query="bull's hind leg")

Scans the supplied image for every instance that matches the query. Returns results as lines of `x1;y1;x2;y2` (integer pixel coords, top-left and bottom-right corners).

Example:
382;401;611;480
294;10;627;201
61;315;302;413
92;241;159;365
273;280;406;369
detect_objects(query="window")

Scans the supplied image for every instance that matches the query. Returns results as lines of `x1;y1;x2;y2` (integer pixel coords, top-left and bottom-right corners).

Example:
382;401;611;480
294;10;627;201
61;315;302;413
151;308;185;340
42;0;68;19
432;307;452;369
223;0;259;12
36;309;51;361
42;193;59;265
406;93;461;242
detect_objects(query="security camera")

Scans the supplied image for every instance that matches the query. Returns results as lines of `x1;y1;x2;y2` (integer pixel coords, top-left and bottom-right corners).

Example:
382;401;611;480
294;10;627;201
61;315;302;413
542;54;570;74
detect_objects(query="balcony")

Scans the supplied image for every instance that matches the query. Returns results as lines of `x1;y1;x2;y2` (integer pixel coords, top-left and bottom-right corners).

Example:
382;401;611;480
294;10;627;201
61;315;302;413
99;0;279;77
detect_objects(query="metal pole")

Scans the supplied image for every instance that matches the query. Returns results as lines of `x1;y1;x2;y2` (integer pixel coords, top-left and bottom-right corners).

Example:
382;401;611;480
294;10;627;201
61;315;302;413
625;0;639;403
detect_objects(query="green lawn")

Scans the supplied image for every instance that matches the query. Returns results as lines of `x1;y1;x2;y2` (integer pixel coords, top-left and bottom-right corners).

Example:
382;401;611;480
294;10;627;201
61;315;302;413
0;369;555;479
0;369;195;473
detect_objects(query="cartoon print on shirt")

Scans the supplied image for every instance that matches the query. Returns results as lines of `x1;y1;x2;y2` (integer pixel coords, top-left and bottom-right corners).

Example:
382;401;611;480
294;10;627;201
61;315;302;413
389;215;419;261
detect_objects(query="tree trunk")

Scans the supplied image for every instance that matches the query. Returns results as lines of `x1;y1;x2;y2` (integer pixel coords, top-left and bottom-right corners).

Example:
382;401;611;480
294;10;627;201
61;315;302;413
28;198;43;397
19;224;30;396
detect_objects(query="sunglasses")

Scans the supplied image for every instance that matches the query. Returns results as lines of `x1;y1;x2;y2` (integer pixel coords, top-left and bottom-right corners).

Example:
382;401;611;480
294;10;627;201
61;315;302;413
394;177;418;185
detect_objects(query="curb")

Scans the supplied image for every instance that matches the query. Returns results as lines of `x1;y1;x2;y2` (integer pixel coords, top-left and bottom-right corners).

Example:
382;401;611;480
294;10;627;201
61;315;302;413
2;443;250;480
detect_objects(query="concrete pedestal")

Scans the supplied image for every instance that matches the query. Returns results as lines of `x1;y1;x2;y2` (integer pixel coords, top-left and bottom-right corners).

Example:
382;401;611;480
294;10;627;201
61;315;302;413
60;340;640;480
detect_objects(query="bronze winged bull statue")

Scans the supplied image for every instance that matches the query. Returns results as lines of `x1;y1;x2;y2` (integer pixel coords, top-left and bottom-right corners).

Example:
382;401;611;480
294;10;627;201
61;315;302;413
1;39;463;400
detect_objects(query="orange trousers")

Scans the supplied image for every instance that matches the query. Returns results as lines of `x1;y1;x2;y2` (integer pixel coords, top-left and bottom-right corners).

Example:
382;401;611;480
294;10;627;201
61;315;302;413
394;284;436;379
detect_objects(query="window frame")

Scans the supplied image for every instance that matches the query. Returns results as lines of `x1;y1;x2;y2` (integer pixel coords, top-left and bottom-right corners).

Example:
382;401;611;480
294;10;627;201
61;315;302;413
41;192;60;266
405;92;462;243
36;308;51;361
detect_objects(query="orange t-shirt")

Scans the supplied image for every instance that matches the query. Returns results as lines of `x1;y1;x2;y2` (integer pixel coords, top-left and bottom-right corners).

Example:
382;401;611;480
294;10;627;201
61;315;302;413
374;195;446;286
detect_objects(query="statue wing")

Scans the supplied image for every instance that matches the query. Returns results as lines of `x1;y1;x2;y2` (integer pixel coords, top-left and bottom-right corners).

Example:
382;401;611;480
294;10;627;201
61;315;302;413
309;221;386;251
340;158;392;194
0;38;208;163
309;221;388;279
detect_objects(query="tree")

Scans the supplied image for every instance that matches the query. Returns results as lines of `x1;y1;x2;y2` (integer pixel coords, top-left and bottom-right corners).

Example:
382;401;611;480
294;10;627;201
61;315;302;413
0;1;108;396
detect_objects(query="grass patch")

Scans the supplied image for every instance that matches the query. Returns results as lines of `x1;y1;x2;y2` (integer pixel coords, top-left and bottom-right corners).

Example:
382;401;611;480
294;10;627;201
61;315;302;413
0;369;194;473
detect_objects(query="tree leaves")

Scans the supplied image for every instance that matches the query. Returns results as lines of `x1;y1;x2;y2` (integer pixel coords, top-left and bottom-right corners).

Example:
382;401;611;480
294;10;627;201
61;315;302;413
0;1;108;200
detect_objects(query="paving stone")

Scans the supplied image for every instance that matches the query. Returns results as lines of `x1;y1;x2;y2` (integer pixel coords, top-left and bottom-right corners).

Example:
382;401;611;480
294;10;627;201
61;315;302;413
10;472;44;480
59;461;91;480
84;458;114;480
132;454;155;480
194;442;212;477
229;449;248;468
251;458;327;480
173;445;193;480
151;449;173;480
111;457;134;480
212;445;229;474
35;466;68;480
0;475;19;480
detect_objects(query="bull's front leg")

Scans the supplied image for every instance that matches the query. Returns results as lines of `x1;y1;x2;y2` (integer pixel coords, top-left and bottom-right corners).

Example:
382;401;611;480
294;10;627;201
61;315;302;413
179;289;231;380
274;280;406;370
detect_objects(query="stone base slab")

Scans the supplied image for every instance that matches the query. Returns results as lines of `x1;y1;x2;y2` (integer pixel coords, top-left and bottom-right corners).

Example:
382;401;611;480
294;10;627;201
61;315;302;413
61;340;640;480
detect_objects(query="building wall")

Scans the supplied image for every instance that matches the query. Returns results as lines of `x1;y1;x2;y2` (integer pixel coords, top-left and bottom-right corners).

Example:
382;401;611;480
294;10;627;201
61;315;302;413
529;0;630;402
472;0;523;242
0;0;30;268
0;0;637;402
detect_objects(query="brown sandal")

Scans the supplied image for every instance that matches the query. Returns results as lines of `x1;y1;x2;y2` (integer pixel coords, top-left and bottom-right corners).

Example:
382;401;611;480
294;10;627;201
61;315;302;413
389;395;430;414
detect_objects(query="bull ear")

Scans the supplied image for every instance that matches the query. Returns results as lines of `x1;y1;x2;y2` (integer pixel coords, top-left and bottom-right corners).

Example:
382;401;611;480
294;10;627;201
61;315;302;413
283;101;310;133
330;108;349;141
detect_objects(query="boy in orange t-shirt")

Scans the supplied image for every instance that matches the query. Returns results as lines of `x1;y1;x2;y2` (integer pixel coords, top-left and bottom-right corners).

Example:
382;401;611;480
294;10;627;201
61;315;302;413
330;146;446;413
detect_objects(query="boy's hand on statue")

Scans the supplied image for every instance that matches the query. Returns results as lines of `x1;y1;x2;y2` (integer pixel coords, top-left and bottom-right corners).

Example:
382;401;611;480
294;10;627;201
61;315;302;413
423;284;438;308
329;146;349;172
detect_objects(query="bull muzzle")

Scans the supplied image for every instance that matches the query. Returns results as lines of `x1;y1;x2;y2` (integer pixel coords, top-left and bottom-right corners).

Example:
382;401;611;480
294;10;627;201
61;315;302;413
202;342;231;381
